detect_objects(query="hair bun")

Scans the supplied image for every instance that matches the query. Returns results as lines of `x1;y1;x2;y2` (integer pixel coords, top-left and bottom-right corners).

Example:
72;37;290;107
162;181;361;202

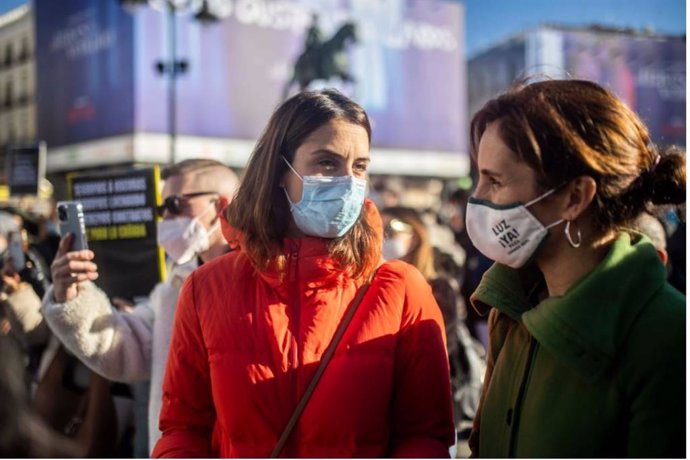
649;148;686;205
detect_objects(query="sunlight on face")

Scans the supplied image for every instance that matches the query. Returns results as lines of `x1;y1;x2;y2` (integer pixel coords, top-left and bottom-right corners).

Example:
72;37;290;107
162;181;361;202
282;119;370;204
473;121;540;206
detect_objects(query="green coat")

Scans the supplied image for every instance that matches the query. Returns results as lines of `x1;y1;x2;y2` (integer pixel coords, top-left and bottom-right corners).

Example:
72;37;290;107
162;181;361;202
469;232;685;458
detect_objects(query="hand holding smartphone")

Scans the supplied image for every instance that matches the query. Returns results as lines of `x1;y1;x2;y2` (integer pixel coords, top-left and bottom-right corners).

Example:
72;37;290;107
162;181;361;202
56;201;88;251
8;231;25;272
52;201;96;303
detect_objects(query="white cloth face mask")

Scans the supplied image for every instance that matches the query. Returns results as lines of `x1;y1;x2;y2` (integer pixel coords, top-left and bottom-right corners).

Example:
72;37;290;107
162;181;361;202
465;188;563;268
157;201;220;265
382;237;409;261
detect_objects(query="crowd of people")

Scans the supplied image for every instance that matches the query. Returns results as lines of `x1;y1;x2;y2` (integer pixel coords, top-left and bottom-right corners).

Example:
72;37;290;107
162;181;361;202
0;79;685;458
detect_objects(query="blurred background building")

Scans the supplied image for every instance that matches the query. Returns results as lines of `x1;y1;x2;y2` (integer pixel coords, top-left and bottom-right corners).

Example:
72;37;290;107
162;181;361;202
11;0;468;199
0;0;685;206
468;24;685;149
0;3;684;457
0;4;35;150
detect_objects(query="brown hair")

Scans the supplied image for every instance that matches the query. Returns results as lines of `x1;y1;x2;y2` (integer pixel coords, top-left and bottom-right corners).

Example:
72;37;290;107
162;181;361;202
381;206;436;279
470;78;686;231
161;158;229;179
225;89;379;279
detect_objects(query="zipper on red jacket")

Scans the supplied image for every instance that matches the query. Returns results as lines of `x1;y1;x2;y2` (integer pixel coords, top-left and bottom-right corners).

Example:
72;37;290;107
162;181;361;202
508;337;538;457
280;241;301;455
287;241;300;372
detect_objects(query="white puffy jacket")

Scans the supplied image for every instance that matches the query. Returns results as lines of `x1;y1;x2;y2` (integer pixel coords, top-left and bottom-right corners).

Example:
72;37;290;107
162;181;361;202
41;260;196;454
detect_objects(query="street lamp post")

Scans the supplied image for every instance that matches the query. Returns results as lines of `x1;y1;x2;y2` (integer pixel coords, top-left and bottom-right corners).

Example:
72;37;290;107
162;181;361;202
159;2;185;165
120;0;223;165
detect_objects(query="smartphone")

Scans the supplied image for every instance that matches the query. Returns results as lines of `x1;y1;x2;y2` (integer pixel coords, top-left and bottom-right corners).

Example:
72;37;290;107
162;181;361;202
8;231;25;272
57;201;89;251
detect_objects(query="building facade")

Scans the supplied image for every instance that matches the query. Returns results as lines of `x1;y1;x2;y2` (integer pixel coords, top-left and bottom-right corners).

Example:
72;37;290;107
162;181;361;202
0;4;36;157
468;24;686;148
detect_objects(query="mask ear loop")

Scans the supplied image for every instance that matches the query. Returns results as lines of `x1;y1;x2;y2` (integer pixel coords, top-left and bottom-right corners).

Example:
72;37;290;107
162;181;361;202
281;156;304;180
281;156;306;206
524;187;558;208
565;220;582;248
208;198;222;227
196;199;221;231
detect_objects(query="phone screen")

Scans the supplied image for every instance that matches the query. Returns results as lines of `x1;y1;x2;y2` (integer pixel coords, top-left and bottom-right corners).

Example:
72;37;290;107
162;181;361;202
8;232;25;272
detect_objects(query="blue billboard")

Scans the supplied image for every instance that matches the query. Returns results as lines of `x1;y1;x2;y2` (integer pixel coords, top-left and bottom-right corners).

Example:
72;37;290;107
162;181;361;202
36;0;466;154
35;0;135;148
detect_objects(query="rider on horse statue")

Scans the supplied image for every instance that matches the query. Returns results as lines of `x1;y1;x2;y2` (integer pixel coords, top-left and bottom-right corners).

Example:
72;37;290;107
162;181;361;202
283;14;358;99
305;13;323;51
304;14;324;76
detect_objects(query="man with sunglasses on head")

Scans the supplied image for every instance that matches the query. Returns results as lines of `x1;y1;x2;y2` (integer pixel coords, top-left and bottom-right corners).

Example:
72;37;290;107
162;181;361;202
41;159;239;455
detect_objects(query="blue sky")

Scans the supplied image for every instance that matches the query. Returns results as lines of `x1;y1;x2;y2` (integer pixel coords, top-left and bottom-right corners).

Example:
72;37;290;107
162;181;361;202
461;0;686;56
0;0;25;15
0;0;686;57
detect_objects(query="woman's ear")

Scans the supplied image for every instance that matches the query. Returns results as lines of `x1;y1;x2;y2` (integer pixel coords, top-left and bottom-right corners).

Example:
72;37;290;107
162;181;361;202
215;196;230;214
561;176;597;221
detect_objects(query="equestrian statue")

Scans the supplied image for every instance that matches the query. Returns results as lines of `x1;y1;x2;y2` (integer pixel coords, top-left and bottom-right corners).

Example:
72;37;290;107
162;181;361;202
283;18;358;99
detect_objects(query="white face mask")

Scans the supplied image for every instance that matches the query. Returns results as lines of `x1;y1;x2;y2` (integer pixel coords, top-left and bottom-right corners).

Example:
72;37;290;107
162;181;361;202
382;237;409;261
156;202;220;265
465;188;563;268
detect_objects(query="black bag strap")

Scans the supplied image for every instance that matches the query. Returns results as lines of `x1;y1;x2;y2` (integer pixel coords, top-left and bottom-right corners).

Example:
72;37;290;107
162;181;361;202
270;272;377;458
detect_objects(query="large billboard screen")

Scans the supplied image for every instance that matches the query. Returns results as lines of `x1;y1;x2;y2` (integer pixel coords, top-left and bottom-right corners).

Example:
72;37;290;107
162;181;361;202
134;0;466;153
562;31;685;147
34;0;135;148
35;0;465;156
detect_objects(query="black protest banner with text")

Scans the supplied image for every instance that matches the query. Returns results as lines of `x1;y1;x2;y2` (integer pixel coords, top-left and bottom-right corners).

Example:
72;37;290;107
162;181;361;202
67;166;165;301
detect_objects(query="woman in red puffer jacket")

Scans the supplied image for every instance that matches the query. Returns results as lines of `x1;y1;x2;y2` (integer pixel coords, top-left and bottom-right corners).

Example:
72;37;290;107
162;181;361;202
153;89;455;458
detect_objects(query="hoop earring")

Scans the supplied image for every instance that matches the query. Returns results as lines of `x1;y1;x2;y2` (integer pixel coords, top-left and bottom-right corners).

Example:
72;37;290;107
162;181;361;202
565;220;581;248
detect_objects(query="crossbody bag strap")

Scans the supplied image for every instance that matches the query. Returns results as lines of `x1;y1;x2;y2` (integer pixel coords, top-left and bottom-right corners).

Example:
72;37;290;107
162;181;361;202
270;270;378;458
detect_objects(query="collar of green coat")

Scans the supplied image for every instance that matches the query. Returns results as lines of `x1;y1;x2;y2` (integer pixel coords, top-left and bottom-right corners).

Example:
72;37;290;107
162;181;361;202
471;231;667;382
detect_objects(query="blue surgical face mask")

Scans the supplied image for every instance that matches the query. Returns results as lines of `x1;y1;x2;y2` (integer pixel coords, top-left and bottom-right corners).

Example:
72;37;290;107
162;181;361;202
282;156;367;238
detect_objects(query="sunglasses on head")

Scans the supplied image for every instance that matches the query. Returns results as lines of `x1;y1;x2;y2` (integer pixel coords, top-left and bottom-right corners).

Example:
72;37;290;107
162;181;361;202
156;191;219;217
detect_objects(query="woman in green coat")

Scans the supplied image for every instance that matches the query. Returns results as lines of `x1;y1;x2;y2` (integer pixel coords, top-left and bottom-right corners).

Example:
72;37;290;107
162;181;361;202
465;79;685;458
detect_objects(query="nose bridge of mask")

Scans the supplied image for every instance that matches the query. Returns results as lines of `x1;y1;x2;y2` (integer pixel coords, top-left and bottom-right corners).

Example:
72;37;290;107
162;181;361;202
281;155;367;204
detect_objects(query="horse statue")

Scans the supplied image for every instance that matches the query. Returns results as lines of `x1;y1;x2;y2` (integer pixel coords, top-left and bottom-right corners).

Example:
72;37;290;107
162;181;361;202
283;22;358;99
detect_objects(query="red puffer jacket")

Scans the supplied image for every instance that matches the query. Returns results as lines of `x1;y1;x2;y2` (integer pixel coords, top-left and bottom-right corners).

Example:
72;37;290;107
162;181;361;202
153;204;455;458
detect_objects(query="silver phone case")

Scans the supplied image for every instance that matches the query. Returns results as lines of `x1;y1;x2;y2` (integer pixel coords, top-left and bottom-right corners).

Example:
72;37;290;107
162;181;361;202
57;201;89;251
